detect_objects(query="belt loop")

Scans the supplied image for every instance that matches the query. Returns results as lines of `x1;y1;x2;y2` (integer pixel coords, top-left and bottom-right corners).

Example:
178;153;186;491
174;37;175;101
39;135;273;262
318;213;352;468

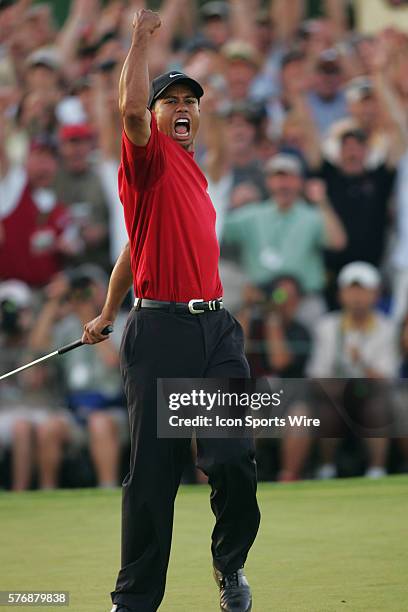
169;301;176;314
135;297;142;311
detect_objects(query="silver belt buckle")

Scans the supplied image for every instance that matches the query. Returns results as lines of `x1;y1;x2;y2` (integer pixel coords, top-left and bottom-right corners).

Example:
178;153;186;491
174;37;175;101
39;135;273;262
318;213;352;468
188;299;205;314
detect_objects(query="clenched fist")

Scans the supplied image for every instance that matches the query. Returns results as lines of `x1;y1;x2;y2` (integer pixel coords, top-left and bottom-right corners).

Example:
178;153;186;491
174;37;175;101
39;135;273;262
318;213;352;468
132;8;161;35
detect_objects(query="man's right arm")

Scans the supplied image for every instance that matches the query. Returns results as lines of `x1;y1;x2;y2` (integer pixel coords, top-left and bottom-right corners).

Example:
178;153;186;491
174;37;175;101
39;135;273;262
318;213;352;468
82;242;132;344
119;9;161;147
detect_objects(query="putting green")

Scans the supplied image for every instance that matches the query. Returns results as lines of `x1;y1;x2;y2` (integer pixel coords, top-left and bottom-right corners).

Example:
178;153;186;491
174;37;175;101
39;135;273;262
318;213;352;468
0;477;407;611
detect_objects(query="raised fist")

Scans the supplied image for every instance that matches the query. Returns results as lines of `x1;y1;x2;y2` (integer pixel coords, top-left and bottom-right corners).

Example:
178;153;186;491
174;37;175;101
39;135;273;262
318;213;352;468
132;8;161;35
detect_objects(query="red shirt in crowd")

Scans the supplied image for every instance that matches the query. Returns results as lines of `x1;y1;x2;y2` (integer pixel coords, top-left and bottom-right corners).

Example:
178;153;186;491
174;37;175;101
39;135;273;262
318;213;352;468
0;172;69;286
118;112;223;302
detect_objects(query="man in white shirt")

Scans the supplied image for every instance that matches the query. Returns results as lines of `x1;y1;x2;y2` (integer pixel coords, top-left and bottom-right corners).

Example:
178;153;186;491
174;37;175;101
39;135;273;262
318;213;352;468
308;261;397;479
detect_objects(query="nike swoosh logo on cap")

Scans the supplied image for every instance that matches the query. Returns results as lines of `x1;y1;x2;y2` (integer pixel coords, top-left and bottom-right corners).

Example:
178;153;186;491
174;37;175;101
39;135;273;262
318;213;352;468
169;73;184;78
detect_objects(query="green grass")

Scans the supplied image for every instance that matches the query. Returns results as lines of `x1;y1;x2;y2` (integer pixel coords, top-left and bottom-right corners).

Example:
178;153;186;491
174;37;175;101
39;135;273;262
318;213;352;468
0;477;407;611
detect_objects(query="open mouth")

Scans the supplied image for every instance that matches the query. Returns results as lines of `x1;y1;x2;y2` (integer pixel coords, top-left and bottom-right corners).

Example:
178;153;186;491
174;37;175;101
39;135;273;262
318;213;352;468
174;117;190;138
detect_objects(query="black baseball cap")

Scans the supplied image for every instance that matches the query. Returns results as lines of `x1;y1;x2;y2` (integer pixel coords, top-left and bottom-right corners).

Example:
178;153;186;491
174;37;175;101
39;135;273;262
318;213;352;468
148;71;204;110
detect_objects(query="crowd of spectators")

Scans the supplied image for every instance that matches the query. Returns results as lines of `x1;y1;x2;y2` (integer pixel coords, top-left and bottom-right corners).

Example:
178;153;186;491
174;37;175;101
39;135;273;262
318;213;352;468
1;0;408;489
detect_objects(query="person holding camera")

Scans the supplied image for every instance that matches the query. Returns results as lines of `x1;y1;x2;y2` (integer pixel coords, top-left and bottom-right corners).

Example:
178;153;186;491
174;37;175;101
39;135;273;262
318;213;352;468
28;265;127;489
239;276;313;481
0;279;52;491
53;124;111;271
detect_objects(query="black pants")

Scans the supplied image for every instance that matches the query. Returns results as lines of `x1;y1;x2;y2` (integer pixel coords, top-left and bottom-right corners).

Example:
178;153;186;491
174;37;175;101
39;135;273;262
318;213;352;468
111;307;261;611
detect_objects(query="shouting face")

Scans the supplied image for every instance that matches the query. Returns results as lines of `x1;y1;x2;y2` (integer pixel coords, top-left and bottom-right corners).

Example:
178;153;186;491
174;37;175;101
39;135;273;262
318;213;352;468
153;84;200;151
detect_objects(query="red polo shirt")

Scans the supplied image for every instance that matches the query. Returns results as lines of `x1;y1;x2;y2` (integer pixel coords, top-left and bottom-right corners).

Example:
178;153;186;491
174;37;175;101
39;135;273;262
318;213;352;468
118;112;223;302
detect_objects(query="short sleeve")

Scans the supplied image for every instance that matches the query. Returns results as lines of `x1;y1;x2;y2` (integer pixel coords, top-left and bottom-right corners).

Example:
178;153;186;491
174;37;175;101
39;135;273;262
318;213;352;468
119;112;166;192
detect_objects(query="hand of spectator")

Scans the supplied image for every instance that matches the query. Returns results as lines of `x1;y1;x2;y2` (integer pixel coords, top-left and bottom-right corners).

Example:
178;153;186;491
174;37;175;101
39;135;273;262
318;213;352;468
230;182;262;209
132;8;161;35
73;299;98;327
56;231;84;258
72;0;100;20
96;0;125;38
82;314;113;344
120;1;145;36
0;86;14;114
81;223;107;246
185;52;215;84
286;77;310;105
304;179;328;205
266;311;284;328
367;37;389;74
349;345;362;364
45;274;70;303
243;284;265;305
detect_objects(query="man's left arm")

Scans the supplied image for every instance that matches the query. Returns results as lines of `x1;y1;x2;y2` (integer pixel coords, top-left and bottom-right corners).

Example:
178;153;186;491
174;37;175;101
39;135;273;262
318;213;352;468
304;178;347;250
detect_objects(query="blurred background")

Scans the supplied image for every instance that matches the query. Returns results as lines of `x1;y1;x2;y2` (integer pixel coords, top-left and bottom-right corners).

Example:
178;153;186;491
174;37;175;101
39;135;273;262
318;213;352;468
2;0;408;490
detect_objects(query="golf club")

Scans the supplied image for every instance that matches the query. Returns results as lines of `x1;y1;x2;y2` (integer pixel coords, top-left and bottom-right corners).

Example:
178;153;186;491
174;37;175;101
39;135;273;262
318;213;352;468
0;325;113;382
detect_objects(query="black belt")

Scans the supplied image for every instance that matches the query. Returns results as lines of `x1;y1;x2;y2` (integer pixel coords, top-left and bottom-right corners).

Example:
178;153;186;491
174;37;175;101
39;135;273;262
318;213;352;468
134;297;224;314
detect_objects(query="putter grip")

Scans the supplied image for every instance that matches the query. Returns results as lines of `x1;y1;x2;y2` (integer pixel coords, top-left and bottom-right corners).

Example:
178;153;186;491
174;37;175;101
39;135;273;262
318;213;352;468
58;325;113;355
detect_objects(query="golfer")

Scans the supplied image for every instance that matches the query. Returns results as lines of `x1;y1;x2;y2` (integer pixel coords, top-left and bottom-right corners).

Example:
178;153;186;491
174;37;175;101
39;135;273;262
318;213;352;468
83;9;260;612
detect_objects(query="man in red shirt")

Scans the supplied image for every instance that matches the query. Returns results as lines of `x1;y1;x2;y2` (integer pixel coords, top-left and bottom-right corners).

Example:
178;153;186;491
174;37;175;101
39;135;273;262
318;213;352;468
83;10;260;612
0;135;73;287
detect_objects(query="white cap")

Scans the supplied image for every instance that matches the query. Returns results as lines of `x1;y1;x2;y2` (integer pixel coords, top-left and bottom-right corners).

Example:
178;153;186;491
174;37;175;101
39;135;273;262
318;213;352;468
338;262;381;289
56;96;87;125
0;280;32;308
26;47;61;71
265;153;303;177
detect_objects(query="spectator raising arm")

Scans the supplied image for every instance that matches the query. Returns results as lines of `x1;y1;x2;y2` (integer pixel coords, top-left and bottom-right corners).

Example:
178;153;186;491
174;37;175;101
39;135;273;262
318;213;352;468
370;39;408;168
305;178;347;250
82;242;133;344
229;0;260;46
118;9;161;146
324;0;348;41
28;274;69;352
94;70;122;162
56;0;100;81
270;0;304;42
201;89;229;183
157;0;193;51
289;92;323;171
265;313;294;372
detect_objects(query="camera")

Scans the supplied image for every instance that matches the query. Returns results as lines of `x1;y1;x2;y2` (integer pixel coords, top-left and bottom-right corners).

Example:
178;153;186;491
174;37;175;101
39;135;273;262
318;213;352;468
0;299;22;335
96;59;117;73
64;265;108;302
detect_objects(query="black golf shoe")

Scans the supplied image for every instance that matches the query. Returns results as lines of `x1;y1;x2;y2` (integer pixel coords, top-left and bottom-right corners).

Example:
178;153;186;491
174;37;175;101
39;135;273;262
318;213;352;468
213;566;252;611
110;604;133;612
